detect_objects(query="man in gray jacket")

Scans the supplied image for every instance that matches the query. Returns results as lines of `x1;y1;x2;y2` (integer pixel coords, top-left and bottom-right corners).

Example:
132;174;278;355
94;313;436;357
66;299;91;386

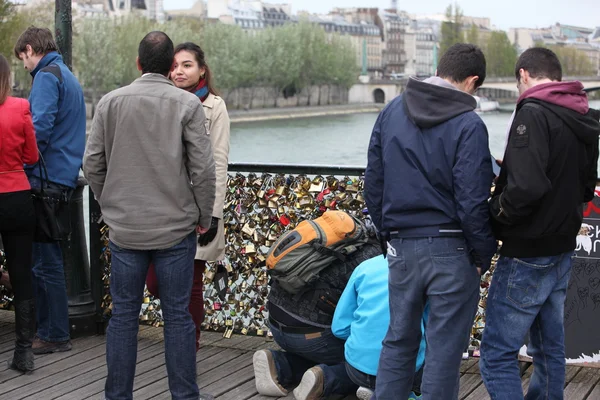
83;31;216;400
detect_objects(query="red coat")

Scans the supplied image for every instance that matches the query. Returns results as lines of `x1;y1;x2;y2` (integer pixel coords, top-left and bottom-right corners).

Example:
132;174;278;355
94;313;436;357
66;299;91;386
0;96;38;194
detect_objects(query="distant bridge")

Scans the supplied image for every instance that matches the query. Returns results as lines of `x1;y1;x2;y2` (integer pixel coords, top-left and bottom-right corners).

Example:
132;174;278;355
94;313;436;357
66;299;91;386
479;77;600;100
349;76;600;104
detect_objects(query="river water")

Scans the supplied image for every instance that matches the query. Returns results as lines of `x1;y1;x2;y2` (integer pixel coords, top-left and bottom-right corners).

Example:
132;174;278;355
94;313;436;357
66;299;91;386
230;100;600;166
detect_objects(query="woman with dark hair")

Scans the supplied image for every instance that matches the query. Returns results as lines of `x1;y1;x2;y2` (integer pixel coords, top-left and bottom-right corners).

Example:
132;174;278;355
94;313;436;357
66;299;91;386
146;42;231;351
0;53;39;373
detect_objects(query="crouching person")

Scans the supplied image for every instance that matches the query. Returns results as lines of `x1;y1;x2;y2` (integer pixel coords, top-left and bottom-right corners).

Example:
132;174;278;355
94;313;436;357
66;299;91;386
332;253;428;400
253;211;382;399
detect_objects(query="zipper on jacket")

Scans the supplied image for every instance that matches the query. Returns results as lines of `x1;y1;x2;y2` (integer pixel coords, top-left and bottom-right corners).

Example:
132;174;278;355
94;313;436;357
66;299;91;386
497;193;507;218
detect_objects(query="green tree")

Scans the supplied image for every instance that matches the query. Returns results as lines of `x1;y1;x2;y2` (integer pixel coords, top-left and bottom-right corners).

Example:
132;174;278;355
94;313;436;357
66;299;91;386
10;1;56;94
21;1;54;30
528;41;594;76
73;18;119;117
0;0;23;59
109;16;160;87
325;35;359;104
7;12;361;108
547;45;595;76
331;37;360;89
466;24;479;46
291;20;330;105
312;36;339;105
167;17;204;42
254;25;302;107
484;31;517;77
72;14;201;99
199;23;251;94
440;3;464;58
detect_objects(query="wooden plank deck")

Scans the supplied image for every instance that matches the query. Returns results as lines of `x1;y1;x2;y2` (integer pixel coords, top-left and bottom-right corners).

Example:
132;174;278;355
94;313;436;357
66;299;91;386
1;310;599;400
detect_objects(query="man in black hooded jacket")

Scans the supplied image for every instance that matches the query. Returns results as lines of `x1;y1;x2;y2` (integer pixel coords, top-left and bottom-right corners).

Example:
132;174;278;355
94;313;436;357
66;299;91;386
481;47;600;400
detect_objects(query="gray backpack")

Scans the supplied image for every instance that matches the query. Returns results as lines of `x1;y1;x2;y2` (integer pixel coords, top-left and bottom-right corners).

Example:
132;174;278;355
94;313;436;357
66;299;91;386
265;211;369;294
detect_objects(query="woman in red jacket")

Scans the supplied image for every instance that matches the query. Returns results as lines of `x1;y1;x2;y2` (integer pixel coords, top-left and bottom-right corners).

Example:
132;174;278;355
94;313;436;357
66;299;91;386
0;54;39;373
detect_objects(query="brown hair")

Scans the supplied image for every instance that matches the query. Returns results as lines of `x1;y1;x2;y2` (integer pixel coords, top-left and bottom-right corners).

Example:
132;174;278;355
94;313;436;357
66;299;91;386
0;55;11;105
14;26;58;59
174;42;219;96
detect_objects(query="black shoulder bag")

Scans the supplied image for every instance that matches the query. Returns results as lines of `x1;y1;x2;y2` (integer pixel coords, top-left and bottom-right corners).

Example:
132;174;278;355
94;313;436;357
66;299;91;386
30;152;71;242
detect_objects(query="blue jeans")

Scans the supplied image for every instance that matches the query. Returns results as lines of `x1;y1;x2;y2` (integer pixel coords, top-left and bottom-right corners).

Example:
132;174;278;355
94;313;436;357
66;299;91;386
29;176;72;343
32;241;70;343
269;322;357;397
375;237;480;400
105;231;198;400
480;252;572;400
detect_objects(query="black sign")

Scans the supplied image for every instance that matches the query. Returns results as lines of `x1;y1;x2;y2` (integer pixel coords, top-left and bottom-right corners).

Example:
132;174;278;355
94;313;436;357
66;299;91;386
565;191;600;362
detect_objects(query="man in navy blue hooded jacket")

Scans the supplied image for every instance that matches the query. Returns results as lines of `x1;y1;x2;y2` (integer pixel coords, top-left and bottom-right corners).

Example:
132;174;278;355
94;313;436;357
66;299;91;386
365;43;497;400
14;27;86;354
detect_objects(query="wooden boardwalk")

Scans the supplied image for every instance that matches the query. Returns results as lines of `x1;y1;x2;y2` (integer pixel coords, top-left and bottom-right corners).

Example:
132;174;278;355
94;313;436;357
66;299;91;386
0;311;599;400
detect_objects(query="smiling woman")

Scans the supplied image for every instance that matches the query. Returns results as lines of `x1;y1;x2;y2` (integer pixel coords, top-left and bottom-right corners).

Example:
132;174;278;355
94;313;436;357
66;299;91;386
170;42;219;99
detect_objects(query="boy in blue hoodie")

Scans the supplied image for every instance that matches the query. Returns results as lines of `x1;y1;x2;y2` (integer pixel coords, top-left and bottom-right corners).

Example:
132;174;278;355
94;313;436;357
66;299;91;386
332;254;428;400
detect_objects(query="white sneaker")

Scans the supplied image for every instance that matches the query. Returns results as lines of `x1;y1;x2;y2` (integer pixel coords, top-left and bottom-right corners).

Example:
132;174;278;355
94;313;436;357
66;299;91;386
356;386;374;400
252;350;288;396
293;366;324;400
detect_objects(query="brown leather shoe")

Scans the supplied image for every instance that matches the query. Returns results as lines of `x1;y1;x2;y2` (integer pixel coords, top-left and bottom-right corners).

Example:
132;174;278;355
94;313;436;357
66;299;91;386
293;366;325;400
32;337;72;355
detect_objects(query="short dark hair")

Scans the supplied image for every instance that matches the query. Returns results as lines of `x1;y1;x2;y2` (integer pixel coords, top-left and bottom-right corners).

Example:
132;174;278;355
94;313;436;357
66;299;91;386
437;43;487;88
515;47;562;82
138;31;174;76
14;26;58;59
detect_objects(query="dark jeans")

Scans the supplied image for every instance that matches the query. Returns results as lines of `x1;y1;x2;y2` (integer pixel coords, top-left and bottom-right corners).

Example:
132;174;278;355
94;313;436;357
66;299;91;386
0;191;35;302
346;363;377;390
375;237;480;400
31;242;70;342
347;362;425;393
269;321;358;397
480;252;573;400
29;176;71;343
105;231;198;400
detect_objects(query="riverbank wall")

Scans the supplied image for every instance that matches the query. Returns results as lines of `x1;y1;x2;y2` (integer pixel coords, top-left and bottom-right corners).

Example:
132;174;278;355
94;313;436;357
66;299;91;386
228;103;384;123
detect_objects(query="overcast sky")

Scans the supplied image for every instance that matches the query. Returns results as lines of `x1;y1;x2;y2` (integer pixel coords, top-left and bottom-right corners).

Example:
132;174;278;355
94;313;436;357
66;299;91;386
163;0;600;32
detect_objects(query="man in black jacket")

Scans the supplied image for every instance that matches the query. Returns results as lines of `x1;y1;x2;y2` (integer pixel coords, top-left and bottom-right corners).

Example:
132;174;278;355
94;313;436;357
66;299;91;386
481;47;600;400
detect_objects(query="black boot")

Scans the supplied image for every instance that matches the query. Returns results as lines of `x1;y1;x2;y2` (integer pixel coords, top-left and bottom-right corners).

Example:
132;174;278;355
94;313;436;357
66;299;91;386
8;298;35;373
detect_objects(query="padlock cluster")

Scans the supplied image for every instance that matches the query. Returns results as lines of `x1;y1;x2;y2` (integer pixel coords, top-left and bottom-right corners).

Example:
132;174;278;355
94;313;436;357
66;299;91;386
204;172;368;336
62;170;496;346
0;249;12;310
470;254;498;350
100;172;368;335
